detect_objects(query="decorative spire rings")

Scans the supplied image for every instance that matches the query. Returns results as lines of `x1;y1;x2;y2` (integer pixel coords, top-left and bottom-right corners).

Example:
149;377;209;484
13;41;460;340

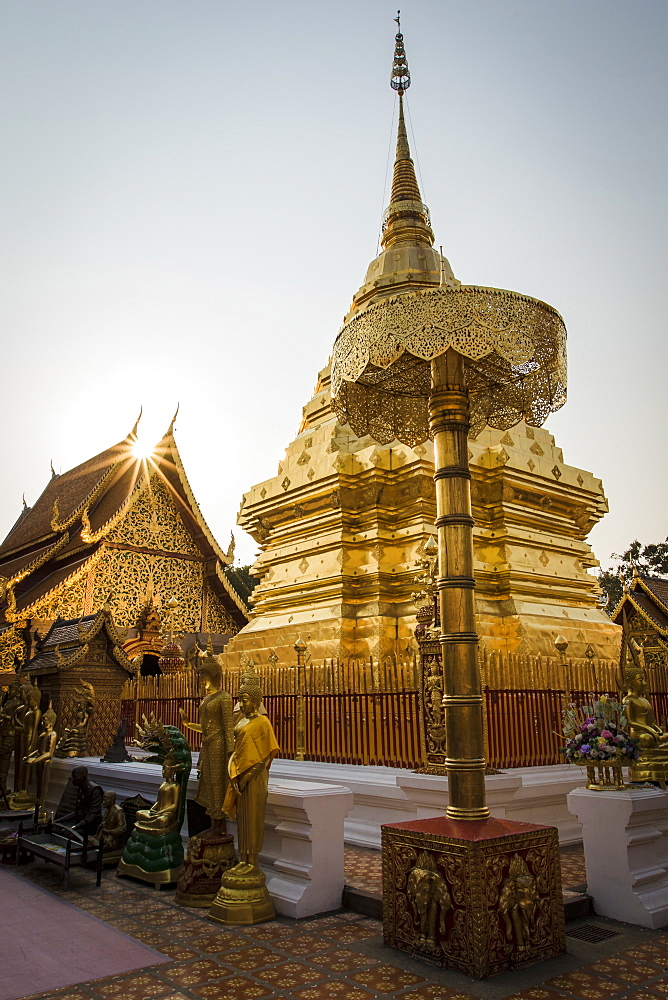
391;12;410;96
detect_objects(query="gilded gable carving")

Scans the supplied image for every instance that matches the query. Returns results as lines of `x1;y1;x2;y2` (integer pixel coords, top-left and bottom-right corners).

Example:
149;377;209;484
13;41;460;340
204;583;238;635
90;547;204;631
106;476;200;557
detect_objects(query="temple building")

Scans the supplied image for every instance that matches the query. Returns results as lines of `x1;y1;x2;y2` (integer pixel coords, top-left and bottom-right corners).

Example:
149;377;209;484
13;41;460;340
224;90;620;669
612;575;668;669
0;417;248;672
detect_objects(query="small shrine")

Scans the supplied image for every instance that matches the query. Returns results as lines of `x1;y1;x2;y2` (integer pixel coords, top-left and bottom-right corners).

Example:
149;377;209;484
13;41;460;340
612;575;668;668
19;605;135;756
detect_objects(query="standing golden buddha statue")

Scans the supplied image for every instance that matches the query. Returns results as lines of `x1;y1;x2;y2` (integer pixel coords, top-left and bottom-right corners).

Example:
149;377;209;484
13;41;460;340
11;682;42;810
209;673;280;925
176;639;237;907
23;702;58;817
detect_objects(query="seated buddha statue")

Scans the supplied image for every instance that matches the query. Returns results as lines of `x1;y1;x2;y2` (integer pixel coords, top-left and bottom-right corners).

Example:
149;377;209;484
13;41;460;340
134;756;180;835
623;638;668;785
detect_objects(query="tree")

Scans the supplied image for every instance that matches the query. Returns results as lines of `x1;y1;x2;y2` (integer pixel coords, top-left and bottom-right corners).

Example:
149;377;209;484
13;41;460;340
224;564;260;607
598;538;668;615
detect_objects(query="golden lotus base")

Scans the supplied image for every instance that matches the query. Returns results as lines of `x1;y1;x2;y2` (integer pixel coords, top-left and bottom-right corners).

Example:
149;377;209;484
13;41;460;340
382;816;565;979
208;866;275;925
116;859;183;887
175;830;237;908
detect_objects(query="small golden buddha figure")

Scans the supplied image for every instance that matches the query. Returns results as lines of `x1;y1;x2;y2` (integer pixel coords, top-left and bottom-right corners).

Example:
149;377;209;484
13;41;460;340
23;703;58;811
134;755;181;835
623;638;668;785
223;679;280;875
55;682;95;758
179;641;233;832
91;790;127;852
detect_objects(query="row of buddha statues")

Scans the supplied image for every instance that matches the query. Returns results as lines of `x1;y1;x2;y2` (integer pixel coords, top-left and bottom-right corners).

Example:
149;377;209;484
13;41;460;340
0;678;95;812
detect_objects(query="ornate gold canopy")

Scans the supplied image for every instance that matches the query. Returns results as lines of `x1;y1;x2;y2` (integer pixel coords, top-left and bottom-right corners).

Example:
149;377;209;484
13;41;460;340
330;285;567;446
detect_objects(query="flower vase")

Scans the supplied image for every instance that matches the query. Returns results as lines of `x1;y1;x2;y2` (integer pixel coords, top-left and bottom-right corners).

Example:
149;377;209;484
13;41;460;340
584;761;627;790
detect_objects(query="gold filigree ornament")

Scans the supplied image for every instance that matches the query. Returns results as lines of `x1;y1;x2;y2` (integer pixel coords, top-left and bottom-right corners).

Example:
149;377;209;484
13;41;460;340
498;853;539;953
406;850;451;950
331;286;567;446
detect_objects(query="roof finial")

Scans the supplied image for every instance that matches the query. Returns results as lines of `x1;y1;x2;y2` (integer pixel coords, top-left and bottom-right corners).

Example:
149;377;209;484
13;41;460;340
50;459;57;479
168;403;179;436
390;12;410;97
130;406;143;441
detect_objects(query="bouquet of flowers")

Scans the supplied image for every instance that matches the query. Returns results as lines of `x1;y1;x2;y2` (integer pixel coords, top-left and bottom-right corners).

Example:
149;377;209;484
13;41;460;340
560;696;641;765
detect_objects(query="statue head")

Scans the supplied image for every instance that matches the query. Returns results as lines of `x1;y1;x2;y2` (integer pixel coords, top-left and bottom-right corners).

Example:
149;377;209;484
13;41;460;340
43;703;57;732
71;765;89;788
197;648;222;689
103;790;116;808
238;677;262;717
25;684;41;709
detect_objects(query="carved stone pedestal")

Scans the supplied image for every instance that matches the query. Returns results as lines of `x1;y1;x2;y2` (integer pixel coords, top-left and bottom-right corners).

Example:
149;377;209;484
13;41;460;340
117;830;184;887
209;867;276;926
382;817;565;979
175;829;237;908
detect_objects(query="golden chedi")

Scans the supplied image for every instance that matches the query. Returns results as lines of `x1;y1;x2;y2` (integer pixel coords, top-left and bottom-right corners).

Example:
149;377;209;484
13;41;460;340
209;673;279;925
622;637;668;786
176;640;237;907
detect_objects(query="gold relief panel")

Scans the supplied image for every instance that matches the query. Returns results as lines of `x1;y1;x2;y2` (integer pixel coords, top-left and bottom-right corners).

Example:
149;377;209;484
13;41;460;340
0;625;26;669
106;474;201;557
22;572;88;623
382;822;564;978
90;548;204;631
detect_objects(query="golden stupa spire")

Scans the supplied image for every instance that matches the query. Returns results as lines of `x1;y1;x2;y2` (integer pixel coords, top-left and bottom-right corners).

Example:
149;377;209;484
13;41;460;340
382;14;434;250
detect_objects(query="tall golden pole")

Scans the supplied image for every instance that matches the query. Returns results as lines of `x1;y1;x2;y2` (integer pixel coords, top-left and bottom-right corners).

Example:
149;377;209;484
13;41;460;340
293;637;307;762
430;350;488;821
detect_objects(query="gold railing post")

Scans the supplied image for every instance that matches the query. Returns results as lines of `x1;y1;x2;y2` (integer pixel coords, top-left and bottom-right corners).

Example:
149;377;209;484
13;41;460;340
430;349;489;821
293;637;307;761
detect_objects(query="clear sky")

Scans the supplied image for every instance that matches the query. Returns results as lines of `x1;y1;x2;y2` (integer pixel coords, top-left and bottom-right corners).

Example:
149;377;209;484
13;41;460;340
1;1;666;572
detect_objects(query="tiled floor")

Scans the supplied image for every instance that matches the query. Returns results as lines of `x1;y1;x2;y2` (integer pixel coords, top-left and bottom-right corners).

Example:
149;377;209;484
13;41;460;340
7;843;668;1000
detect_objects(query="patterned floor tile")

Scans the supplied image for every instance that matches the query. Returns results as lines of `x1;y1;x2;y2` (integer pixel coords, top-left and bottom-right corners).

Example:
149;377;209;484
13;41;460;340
292;983;375;1000
398;986;478;1000
218;946;282;971
615;992;665;1000
94;972;173;999
189;930;241;953
254;961;326;989
276;932;332;957
126;928;169;948
154;942;201;961
311;948;379;973
161;958;226;987
590;957;662;984
624;944;668;966
104;916;145;934
500;991;569;1000
320;922;381;945
241;922;297;941
295;916;348;931
545;971;626;998
645;978;668;995
191;977;274;999
349;965;425;992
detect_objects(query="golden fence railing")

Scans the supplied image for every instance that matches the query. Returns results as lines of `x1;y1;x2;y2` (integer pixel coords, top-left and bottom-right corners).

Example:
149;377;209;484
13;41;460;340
118;649;666;771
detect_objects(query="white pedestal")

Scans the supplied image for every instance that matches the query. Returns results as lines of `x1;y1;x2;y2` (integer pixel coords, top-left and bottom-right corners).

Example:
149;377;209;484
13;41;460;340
44;758;353;919
568;785;668;929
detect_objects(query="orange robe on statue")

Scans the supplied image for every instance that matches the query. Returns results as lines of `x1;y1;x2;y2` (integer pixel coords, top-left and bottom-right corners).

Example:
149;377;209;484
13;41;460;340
223;715;280;858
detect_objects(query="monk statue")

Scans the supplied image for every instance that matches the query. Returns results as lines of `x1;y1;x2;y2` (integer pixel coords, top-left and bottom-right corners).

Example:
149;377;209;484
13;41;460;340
210;675;279;924
23;702;58;814
623;637;668;786
56;765;104;838
90;790;127;852
11;682;42;809
0;680;21;805
179;640;234;831
134;755;181;834
55;682;95;758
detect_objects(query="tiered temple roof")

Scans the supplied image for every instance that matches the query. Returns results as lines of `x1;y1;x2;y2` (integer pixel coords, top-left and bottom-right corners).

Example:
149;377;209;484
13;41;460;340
0;418;248;668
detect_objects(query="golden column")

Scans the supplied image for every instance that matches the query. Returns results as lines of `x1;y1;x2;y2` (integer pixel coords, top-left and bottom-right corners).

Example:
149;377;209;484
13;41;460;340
330;18;566;976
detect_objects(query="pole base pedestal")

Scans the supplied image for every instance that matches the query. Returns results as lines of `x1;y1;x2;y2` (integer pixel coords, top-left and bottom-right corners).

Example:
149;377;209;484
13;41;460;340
209;866;275;926
175;829;237;908
382;816;565;979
